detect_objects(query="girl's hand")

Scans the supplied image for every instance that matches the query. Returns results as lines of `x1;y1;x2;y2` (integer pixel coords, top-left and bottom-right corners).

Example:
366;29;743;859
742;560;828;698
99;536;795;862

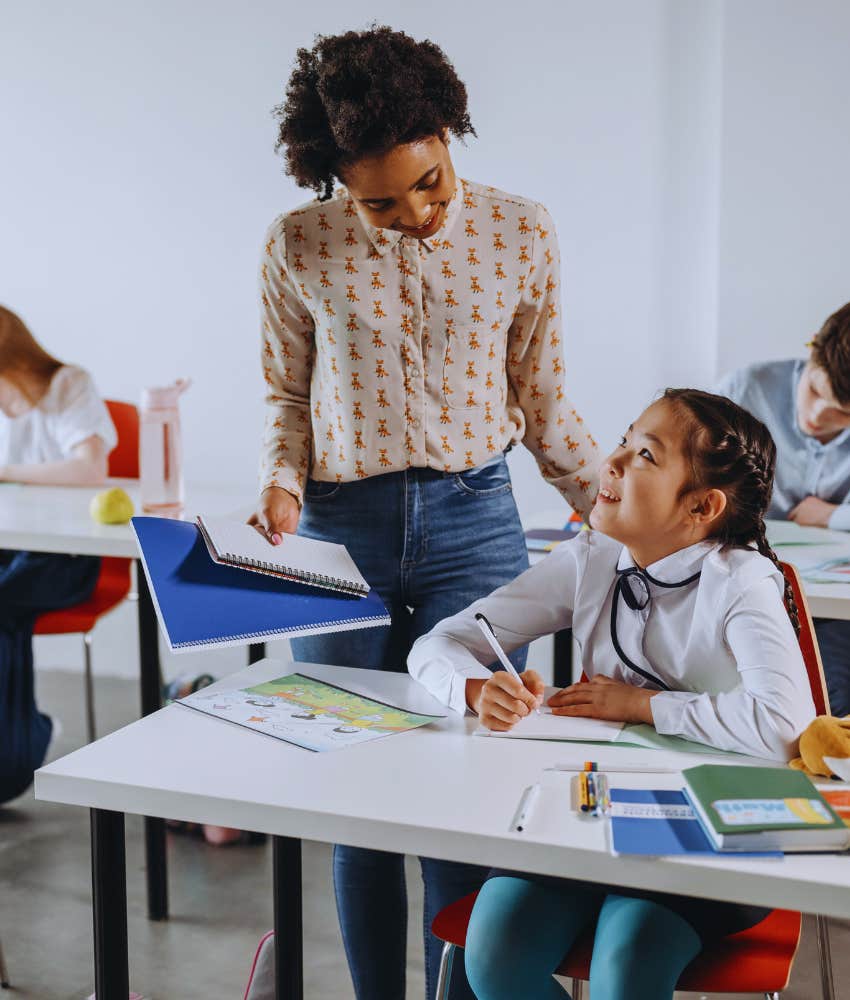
467;670;545;731
548;674;656;725
248;486;301;544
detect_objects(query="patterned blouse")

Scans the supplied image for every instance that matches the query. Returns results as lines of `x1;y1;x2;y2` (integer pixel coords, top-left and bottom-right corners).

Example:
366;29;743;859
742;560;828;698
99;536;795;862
258;178;600;515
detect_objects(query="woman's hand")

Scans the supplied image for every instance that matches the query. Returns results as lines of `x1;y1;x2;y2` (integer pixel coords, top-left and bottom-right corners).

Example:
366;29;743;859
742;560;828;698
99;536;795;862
548;674;656;725
467;670;545;731
789;496;837;528
248;486;301;544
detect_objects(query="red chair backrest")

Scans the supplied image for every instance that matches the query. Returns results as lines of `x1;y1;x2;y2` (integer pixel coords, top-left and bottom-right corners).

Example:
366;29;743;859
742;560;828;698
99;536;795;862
105;399;140;479
106;399;139;479
780;560;831;716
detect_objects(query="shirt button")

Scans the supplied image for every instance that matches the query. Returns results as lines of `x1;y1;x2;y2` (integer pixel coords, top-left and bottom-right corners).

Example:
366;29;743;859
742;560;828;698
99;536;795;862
411;418;421;429
410;368;421;379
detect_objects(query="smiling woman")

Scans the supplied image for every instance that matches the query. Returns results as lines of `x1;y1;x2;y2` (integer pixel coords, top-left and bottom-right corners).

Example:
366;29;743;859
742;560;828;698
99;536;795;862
247;25;601;1000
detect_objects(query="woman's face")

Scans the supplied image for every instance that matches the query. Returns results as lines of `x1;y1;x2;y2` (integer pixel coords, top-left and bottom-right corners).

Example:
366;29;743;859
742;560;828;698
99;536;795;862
340;134;457;239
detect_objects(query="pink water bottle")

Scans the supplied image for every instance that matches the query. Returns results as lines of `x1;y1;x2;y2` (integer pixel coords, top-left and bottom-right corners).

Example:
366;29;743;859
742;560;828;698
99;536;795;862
140;378;190;515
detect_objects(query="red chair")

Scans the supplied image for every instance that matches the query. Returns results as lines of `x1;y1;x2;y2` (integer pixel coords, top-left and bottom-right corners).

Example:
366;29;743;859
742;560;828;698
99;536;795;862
33;400;139;743
431;560;834;1000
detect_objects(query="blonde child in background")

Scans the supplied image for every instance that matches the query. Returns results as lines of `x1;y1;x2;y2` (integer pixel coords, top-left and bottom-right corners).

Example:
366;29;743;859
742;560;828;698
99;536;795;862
0;305;115;804
409;389;815;1000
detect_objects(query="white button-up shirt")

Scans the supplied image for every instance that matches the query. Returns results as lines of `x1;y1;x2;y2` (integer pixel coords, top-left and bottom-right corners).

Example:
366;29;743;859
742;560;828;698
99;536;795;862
258;179;600;510
408;531;815;760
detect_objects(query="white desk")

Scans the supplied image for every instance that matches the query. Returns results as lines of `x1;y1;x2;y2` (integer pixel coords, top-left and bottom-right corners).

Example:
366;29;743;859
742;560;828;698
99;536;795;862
36;658;850;1000
0;480;258;922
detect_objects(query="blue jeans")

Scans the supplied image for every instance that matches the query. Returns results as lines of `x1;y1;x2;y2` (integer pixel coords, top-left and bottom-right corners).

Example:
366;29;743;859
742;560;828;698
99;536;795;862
0;550;100;804
814;618;850;717
290;454;530;1000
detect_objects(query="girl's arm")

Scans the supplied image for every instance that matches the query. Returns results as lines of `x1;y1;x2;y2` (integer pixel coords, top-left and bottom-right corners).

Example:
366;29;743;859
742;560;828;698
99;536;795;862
1;435;108;486
505;203;601;519
650;577;817;760
408;534;586;713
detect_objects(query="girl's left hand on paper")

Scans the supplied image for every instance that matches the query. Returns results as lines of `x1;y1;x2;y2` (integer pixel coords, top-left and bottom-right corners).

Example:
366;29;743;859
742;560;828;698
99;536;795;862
548;674;655;724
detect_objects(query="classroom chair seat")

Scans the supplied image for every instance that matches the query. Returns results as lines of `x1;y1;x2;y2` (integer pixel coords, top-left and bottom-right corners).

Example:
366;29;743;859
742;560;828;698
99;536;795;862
32;399;138;743
431;891;802;998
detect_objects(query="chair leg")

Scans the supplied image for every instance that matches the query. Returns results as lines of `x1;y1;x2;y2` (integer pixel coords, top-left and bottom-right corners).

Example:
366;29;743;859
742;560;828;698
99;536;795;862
816;913;836;1000
83;632;96;743
434;942;456;1000
570;978;584;1000
0;934;10;988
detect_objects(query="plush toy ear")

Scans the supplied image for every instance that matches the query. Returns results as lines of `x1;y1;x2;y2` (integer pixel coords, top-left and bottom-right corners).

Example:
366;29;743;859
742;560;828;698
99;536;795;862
795;716;850;778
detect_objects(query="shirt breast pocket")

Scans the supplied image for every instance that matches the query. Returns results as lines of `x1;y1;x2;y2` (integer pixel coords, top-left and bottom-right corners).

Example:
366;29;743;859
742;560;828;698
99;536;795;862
442;320;507;410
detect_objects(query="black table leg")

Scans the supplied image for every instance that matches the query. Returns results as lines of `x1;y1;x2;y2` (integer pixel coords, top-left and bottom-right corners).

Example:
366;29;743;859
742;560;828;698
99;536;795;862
273;836;303;1000
136;561;169;921
553;627;574;689
91;809;129;1000
248;642;267;664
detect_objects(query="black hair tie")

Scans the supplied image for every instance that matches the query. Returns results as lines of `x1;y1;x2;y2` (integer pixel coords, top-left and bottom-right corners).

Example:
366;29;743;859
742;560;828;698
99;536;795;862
610;565;702;691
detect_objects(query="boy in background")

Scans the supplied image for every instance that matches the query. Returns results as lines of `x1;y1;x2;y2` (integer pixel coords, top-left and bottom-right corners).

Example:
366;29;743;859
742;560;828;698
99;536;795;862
716;301;850;716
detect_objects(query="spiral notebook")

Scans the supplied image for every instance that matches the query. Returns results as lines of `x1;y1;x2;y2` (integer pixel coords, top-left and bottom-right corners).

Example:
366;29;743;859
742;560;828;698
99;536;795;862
197;514;369;596
131;516;390;652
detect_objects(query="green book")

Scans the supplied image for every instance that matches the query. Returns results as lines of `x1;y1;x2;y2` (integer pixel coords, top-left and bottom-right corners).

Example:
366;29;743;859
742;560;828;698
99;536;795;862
683;764;849;853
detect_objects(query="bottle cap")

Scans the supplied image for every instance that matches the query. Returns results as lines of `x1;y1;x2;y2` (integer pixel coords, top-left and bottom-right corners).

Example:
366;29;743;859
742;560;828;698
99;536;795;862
142;377;191;410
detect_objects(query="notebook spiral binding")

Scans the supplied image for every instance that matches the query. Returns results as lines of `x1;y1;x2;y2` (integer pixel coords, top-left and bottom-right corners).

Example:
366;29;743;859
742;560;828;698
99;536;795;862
172;614;388;648
220;551;368;597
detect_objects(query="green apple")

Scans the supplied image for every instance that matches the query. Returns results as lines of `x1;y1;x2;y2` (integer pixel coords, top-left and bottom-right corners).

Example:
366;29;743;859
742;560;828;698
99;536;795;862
90;487;135;525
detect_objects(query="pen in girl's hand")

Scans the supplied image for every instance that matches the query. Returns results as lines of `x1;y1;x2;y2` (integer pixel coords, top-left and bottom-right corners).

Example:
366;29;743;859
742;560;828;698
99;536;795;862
474;612;541;714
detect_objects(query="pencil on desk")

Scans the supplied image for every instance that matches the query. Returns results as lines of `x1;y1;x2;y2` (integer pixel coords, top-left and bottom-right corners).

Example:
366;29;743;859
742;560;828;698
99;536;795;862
548;763;678;774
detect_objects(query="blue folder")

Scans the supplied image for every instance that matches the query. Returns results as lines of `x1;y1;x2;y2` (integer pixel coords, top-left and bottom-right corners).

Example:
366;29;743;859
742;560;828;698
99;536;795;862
131;516;391;652
610;788;780;857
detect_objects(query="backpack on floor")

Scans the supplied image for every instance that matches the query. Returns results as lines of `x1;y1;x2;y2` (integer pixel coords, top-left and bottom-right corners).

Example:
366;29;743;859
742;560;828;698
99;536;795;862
243;930;275;1000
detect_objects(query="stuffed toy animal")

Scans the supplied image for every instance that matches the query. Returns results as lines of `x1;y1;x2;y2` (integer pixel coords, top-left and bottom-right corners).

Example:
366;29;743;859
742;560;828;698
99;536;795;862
790;715;850;779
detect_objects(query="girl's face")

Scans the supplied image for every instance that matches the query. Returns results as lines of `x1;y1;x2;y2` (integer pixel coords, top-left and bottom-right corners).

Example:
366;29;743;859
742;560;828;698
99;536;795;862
0;374;33;418
590;399;721;567
795;362;850;444
340;133;457;239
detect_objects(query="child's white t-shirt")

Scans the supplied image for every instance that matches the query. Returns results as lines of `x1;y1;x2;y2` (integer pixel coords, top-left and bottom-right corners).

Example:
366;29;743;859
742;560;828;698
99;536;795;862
0;365;117;467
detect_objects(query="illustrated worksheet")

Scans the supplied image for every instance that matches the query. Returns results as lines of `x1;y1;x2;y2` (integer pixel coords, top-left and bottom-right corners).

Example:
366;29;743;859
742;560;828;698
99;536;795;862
176;672;444;752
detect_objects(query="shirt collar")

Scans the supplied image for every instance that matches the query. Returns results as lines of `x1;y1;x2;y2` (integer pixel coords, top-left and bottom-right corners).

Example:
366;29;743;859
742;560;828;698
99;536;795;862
616;539;716;587
350;179;464;256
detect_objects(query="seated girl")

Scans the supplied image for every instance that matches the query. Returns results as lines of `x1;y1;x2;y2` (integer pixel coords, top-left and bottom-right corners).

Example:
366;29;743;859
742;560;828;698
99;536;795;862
408;388;816;1000
0;305;116;805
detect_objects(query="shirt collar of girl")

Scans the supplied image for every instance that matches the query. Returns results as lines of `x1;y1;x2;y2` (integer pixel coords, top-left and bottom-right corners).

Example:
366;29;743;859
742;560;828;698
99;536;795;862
615;539;717;591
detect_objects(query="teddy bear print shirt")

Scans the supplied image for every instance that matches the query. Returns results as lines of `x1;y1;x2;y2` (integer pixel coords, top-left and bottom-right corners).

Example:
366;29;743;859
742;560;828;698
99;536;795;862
258;179;600;513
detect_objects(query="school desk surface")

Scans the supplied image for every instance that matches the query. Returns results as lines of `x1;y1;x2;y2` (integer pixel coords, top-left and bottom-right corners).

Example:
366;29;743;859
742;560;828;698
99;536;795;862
35;658;850;1000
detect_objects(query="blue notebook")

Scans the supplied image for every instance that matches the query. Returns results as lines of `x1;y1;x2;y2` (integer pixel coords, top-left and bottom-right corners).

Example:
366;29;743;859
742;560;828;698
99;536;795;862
131;516;391;652
609;788;781;857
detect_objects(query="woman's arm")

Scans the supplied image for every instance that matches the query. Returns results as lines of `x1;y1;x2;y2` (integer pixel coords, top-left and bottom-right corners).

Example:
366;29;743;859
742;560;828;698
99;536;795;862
649;577;817;760
505;203;601;518
0;434;108;485
408;535;586;713
257;219;316;514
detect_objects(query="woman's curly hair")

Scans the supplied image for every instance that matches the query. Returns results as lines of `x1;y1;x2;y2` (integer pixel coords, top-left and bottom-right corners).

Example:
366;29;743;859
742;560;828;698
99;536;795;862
274;26;475;200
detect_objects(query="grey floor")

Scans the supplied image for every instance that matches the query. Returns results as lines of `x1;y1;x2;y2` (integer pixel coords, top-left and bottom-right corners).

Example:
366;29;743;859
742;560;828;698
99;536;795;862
0;670;847;1000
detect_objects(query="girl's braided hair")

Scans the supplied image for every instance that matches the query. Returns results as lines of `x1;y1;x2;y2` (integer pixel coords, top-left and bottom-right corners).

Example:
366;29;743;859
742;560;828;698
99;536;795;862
663;388;800;637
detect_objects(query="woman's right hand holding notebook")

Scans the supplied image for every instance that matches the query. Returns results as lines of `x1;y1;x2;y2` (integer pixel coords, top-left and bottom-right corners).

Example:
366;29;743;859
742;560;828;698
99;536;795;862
248;486;301;545
467;670;545;731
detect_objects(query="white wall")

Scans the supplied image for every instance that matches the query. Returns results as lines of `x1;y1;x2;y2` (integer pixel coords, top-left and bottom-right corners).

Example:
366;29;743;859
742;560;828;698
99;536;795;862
2;0;847;683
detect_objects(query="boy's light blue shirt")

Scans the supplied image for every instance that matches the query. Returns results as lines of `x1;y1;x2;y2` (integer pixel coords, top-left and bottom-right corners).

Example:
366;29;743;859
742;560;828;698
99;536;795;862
715;359;850;532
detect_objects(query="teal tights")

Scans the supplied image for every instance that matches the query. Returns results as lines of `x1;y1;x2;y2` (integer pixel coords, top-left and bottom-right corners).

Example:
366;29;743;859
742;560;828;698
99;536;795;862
464;877;702;1000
